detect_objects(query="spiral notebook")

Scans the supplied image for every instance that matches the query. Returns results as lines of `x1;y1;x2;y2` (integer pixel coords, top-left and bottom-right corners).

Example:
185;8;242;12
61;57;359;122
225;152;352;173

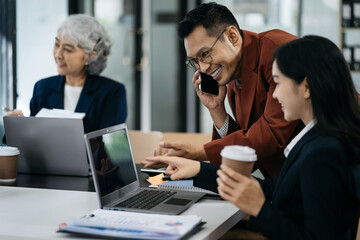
158;180;219;196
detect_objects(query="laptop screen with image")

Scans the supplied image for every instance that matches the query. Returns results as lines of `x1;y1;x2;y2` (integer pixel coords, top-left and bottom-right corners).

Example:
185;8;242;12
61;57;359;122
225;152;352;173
87;127;137;197
85;123;205;215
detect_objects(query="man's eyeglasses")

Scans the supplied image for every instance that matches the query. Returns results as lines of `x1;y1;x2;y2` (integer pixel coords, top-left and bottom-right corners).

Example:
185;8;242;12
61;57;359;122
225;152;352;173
185;27;228;70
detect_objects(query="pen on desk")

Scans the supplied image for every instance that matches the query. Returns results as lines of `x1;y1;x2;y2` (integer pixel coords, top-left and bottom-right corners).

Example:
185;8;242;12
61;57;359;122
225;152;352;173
81;213;95;219
162;175;172;181
162;175;194;181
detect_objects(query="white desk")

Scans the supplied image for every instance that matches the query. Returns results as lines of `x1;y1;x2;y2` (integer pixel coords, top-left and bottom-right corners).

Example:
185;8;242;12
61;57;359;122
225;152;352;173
0;186;245;240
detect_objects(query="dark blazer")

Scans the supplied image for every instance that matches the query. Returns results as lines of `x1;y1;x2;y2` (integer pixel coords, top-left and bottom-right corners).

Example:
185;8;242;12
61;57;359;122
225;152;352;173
195;127;359;239
204;30;303;178
30;75;127;133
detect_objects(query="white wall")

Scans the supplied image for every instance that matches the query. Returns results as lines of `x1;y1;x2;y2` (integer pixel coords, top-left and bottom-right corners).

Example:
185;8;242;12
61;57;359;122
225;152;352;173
16;0;67;115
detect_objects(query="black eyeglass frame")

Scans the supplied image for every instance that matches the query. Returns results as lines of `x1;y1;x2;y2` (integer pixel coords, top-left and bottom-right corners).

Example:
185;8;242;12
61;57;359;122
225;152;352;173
185;27;228;70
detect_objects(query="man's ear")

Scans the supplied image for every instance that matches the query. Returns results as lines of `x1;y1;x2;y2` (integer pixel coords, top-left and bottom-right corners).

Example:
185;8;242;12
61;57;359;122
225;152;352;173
227;26;241;47
303;77;311;99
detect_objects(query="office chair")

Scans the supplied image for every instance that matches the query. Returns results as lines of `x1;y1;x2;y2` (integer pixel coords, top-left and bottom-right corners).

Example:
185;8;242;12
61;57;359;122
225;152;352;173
128;130;163;164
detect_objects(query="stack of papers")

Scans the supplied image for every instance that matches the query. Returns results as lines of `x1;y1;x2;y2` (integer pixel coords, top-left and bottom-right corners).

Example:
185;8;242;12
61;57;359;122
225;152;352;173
35;108;85;119
58;209;202;240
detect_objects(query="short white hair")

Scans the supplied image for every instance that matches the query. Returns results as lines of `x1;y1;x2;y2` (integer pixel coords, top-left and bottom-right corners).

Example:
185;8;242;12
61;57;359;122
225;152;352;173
57;14;112;75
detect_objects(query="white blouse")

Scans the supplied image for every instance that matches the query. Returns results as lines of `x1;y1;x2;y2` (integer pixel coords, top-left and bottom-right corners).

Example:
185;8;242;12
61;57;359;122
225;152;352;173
64;84;83;112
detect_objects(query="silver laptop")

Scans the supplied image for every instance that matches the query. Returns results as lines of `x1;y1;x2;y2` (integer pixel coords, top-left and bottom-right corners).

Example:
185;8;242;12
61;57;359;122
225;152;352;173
4;116;90;176
84;123;204;215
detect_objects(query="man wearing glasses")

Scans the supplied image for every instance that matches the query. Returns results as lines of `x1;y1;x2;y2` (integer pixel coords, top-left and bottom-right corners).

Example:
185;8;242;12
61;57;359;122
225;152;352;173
143;2;303;178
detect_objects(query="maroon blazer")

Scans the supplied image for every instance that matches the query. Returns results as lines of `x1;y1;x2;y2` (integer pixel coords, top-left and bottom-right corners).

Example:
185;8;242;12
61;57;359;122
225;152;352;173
204;29;303;178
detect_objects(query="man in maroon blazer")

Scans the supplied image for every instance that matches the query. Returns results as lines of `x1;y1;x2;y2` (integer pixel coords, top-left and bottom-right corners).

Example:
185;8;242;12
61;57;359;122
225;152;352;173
143;2;303;178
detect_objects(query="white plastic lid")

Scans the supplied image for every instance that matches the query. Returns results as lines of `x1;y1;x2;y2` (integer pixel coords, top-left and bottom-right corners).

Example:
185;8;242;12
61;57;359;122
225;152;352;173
220;145;257;162
0;146;20;156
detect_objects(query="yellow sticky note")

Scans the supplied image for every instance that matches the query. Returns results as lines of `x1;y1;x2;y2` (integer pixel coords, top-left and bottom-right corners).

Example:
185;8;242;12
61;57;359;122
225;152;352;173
147;173;166;187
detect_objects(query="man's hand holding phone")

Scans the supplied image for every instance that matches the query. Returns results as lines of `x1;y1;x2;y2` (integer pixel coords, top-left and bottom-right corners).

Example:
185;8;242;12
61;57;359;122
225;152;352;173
193;71;228;129
193;71;226;110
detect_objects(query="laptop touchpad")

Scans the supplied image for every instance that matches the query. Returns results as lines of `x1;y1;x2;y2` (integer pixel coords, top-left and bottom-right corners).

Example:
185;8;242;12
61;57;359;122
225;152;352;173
164;198;191;206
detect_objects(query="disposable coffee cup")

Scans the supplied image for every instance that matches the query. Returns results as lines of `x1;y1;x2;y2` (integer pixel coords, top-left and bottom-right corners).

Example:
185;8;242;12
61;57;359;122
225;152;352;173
0;146;20;182
220;145;257;177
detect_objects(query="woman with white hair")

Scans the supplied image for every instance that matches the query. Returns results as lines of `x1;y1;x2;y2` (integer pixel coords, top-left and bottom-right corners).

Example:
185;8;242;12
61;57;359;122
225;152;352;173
7;14;127;133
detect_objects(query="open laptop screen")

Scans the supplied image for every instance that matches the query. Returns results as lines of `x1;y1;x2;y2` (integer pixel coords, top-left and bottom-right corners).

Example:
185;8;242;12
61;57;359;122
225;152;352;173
88;128;137;197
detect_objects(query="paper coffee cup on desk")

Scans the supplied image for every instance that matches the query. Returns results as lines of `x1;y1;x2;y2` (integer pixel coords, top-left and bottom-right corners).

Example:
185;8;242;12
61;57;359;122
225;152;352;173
220;145;257;177
0;146;20;182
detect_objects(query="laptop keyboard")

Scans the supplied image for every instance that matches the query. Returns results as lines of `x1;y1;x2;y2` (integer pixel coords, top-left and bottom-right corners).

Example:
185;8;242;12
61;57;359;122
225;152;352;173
115;189;176;210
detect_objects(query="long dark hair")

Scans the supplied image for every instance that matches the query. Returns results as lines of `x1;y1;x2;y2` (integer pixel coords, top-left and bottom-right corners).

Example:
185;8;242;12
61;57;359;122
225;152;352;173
274;35;360;164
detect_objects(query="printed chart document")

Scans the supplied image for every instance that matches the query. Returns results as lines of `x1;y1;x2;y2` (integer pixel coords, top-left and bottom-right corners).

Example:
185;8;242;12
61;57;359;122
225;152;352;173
58;209;202;240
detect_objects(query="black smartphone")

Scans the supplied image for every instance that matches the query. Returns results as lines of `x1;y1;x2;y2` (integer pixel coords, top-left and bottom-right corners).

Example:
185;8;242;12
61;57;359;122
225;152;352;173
199;72;219;96
140;167;166;176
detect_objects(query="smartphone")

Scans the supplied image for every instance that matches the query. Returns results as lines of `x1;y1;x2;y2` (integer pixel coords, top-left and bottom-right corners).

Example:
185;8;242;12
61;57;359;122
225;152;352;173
140;167;166;176
199;72;219;96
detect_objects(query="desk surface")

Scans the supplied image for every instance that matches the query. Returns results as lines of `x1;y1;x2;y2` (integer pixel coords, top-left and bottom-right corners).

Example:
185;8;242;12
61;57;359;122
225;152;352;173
0;186;245;240
0;165;246;240
1;165;151;192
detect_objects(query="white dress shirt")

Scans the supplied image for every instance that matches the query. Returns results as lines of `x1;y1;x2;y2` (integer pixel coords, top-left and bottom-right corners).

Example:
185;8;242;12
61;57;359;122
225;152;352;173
284;119;316;158
214;79;241;138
